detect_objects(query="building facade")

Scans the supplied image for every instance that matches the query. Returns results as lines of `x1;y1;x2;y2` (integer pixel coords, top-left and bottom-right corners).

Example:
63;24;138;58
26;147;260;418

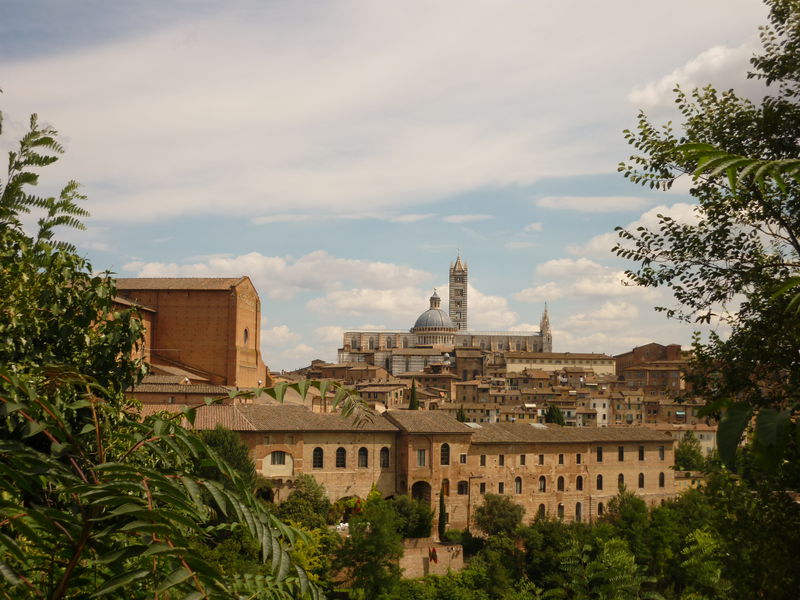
142;404;677;529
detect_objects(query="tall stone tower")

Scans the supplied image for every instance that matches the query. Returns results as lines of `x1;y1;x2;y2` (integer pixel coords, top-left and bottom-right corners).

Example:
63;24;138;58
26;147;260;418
449;255;468;331
540;303;553;352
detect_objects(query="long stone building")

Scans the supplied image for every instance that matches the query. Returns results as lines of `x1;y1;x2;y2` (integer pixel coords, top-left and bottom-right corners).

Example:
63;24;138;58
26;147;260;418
141;403;676;529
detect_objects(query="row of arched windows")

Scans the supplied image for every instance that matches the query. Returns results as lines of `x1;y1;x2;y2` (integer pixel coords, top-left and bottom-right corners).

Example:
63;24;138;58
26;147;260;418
534;473;666;492
312;446;391;469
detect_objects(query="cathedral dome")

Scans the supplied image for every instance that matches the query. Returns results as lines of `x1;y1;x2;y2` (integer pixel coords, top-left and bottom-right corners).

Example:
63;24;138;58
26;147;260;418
413;307;455;330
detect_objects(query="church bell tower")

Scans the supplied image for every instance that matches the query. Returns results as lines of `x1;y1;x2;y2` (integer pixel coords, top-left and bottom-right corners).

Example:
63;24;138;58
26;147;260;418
449;254;468;331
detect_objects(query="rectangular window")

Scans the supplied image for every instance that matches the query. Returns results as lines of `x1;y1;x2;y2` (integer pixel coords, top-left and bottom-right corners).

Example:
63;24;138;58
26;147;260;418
271;451;286;465
558;453;564;465
479;482;486;495
498;482;505;494
576;453;582;465
596;447;603;462
460;453;467;464
659;446;665;460
417;449;426;467
618;446;625;461
499;454;505;466
638;445;645;461
538;454;545;465
520;454;526;466
480;454;486;467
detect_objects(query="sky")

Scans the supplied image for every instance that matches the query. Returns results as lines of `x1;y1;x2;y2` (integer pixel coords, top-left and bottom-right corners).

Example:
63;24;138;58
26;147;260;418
1;0;771;371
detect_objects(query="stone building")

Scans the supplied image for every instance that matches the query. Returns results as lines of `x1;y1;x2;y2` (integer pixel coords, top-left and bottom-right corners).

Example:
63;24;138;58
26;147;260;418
116;277;269;388
140;403;676;528
337;255;552;376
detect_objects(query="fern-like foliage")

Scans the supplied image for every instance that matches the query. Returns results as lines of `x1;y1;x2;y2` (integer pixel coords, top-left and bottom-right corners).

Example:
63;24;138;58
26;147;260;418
1;114;88;252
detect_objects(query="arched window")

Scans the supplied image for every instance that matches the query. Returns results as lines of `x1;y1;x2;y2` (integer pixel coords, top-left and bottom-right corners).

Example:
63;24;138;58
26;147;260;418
658;472;665;488
557;476;565;491
358;447;368;468
243;328;249;345
557;503;564;519
576;475;583;491
618;473;625;489
575;502;582;522
312;447;323;469
638;473;645;489
597;502;604;516
539;476;547;492
369;337;375;350
457;481;468;495
380;447;390;468
440;443;450;466
596;474;603;490
515;477;522;494
336;447;346;468
442;479;450;496
537;504;546;519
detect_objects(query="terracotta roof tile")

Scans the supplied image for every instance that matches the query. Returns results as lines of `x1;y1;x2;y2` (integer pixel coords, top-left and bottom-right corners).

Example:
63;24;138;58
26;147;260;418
116;277;247;291
469;422;673;444
384;410;473;434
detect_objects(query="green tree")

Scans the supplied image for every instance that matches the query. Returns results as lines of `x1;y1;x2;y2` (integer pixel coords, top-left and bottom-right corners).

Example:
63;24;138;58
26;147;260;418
602;487;650;565
438;488;447;541
388;494;434;538
679;528;730;600
545;405;565;426
276;474;332;530
553;538;659;600
615;0;800;481
335;497;403;599
0;113;320;598
408;379;420;410
199;424;259;490
473;494;525;537
456;404;467;422
674;431;705;471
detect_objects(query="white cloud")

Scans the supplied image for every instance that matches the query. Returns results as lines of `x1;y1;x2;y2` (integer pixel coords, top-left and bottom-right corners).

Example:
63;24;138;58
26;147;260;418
536;258;605;279
389;213;435;223
524;222;543;232
628;40;766;111
442;214;494;224
564;301;639;331
515;262;656;303
505;241;536;249
314;325;345;345
123;250;432;300
569;202;699;257
263;325;301;347
535;196;651;212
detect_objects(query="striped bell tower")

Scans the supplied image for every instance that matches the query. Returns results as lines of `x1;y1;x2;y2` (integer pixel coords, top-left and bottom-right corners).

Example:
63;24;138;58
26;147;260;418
449;254;468;331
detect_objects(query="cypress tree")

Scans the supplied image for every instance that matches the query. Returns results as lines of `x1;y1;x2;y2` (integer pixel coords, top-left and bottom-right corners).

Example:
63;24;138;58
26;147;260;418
408;379;420;410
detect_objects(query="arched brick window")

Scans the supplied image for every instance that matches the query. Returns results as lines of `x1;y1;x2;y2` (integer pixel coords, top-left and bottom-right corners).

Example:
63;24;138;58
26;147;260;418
596;474;603;490
576;475;583;491
358;447;368;468
575;502;582;522
659;472;665;488
638;473;645;489
440;443;450;466
515;477;522;494
557;503;564;519
442;479;450;496
597;502;604;516
336;447;346;468
557;476;565;491
312;447;323;469
618;473;625;489
539;476;547;492
380;447;390;468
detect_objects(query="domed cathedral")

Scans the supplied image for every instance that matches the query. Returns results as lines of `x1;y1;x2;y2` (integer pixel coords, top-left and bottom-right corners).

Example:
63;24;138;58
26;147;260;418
337;254;552;376
411;290;458;345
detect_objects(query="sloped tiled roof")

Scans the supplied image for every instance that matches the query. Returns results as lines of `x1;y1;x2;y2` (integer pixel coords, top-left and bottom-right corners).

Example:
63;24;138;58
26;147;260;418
385;410;473;434
505;352;614;360
470;422;672;444
130;382;232;396
116;277;247;290
137;404;397;432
